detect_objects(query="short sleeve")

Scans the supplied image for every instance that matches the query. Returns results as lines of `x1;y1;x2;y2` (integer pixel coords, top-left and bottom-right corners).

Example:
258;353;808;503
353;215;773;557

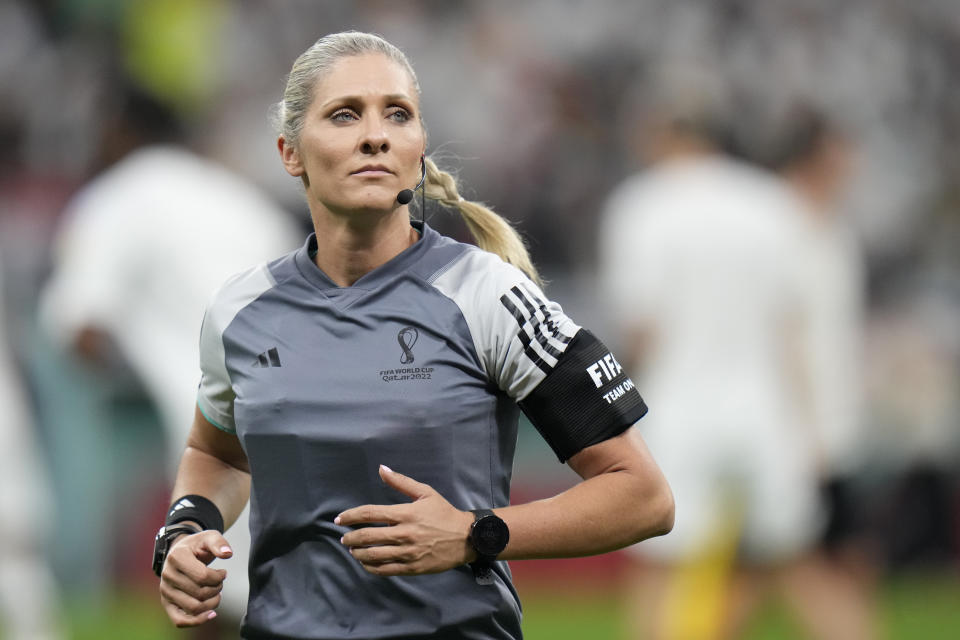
195;262;278;434
430;249;581;401
196;305;237;433
431;248;646;461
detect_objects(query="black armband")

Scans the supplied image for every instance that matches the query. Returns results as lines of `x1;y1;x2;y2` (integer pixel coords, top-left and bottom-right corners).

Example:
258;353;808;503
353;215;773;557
165;494;225;533
518;329;648;462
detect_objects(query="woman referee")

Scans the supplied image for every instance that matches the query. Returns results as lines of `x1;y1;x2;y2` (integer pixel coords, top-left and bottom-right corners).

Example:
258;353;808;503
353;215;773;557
153;31;674;639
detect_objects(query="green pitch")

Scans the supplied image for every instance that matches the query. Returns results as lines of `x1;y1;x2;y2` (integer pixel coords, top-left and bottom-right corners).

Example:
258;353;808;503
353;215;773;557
519;573;960;640
3;572;956;639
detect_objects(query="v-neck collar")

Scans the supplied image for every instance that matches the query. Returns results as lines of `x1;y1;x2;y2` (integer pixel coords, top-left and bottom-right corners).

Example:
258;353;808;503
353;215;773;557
294;222;434;298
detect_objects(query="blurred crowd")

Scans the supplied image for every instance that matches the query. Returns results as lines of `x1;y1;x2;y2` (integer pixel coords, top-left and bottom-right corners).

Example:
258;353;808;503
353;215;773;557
1;0;958;638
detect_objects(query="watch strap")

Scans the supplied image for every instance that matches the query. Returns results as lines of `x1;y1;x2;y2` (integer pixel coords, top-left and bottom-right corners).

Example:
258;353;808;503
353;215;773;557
471;508;495;521
470;560;496;585
152;522;201;577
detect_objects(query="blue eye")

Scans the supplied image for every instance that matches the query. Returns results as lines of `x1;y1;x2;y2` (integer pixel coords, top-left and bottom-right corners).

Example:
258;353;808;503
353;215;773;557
331;109;357;122
389;108;411;122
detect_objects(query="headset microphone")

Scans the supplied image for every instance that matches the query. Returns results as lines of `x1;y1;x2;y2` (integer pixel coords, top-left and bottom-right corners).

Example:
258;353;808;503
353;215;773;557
396;156;426;205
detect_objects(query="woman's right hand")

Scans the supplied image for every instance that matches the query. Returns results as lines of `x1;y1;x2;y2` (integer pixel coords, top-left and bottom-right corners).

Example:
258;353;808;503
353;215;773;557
159;530;233;627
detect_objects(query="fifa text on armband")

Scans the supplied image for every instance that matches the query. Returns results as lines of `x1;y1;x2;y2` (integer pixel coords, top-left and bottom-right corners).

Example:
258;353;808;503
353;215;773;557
585;353;624;388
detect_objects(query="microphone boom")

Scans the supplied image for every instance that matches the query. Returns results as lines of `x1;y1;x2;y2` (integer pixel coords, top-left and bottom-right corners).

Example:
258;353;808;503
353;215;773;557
396;157;426;205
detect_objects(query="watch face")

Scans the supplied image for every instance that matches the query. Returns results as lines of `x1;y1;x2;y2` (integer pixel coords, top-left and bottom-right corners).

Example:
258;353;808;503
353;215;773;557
473;516;509;556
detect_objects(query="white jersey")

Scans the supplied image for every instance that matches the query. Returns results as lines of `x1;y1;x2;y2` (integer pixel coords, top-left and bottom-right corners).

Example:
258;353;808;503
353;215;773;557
40;145;302;616
42;146;302;450
795;210;865;476
599;155;823;561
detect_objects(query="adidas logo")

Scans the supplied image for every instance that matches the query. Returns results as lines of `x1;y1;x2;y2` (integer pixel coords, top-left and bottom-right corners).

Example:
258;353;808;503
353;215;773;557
253;347;282;368
169;498;194;517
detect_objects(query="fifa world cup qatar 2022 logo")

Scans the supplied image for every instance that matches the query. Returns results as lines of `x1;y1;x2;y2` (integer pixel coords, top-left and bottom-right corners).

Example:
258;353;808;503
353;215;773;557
380;326;432;383
397;326;418;364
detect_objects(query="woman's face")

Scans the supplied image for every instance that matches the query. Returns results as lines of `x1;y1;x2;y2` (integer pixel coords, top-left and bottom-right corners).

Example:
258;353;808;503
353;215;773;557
280;53;425;216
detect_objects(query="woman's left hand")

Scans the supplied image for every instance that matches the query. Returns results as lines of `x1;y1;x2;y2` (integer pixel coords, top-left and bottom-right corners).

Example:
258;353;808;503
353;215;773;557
336;465;476;576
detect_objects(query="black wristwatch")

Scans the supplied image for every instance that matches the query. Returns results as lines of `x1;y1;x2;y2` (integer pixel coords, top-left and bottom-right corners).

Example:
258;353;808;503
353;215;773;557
468;509;509;564
152;523;201;577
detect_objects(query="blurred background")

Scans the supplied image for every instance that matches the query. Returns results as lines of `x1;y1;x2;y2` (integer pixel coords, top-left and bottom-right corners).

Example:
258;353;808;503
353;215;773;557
0;0;958;638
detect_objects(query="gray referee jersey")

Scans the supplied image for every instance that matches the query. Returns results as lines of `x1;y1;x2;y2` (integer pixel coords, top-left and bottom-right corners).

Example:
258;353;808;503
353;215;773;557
197;225;582;639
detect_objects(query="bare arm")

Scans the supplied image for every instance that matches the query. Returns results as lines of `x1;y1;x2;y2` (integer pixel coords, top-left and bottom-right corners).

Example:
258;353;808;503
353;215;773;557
170;405;251;530
498;427;674;560
159;406;250;627
338;427;673;574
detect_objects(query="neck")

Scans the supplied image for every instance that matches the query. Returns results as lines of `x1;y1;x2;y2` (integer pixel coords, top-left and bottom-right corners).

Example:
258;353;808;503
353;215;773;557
785;167;837;221
645;131;716;166
310;207;419;287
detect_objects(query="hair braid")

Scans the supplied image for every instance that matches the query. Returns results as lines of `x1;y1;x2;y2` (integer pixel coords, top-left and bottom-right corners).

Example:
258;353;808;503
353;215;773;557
422;157;542;287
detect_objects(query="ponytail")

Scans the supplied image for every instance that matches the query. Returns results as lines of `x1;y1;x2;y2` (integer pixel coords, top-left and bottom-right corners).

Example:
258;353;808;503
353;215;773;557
422;157;543;287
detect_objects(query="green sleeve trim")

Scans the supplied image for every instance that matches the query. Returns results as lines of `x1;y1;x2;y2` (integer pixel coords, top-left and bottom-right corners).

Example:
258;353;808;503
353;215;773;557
197;402;236;435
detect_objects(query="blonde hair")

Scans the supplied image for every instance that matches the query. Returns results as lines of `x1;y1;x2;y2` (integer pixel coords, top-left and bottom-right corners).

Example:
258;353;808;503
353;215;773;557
273;31;419;147
274;31;542;286
422;157;542;287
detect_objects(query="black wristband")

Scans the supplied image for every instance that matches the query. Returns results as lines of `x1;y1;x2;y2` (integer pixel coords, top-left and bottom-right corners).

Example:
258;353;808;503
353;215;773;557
165;494;225;533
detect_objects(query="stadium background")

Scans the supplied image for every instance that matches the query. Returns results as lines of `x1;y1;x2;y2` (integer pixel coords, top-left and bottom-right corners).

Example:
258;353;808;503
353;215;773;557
1;0;959;637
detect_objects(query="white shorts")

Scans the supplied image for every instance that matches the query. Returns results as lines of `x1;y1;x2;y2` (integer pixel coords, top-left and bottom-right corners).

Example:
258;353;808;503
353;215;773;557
631;398;824;564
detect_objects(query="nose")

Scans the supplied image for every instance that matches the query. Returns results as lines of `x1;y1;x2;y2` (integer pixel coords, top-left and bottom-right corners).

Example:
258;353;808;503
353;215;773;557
359;119;389;154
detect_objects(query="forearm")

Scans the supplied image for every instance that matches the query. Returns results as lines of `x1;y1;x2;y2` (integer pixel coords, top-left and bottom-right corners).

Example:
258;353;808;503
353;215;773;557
170;445;250;533
496;463;673;560
338;431;672;575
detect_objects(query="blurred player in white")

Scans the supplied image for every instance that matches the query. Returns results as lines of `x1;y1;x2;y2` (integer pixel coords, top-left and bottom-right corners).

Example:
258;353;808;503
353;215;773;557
599;71;829;639
772;105;876;640
0;252;64;640
40;83;301;636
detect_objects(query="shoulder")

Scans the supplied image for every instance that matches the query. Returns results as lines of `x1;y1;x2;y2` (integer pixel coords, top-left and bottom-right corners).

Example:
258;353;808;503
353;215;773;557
427;243;527;298
203;253;290;334
426;242;582;395
427;245;557;334
704;156;795;204
600;171;665;228
408;227;536;305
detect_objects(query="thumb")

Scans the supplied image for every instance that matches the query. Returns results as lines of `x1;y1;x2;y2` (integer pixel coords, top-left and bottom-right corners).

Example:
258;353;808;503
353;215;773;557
197;530;233;561
379;464;433;500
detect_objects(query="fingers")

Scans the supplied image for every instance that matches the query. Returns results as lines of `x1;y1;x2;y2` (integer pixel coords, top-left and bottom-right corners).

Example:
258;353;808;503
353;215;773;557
348;542;420;566
335;465;435;527
378;464;434;500
160;561;224;627
200;532;234;559
160;580;222;627
347;545;438;577
161;598;221;627
191;530;234;565
336;504;405;527
358;561;423;577
340;520;412;549
162;564;226;601
337;466;469;576
166;533;230;587
159;530;231;627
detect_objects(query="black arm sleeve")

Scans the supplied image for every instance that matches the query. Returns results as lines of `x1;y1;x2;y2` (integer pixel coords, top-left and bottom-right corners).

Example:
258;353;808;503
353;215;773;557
518;329;648;463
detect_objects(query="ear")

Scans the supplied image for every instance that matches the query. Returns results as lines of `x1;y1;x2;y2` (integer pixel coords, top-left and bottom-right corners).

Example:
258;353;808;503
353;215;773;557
278;135;304;177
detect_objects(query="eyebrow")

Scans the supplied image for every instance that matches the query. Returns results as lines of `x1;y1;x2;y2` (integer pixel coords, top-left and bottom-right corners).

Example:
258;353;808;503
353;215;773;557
319;94;414;109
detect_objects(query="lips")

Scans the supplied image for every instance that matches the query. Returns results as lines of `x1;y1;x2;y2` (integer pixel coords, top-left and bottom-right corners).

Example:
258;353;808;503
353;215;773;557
351;165;393;175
